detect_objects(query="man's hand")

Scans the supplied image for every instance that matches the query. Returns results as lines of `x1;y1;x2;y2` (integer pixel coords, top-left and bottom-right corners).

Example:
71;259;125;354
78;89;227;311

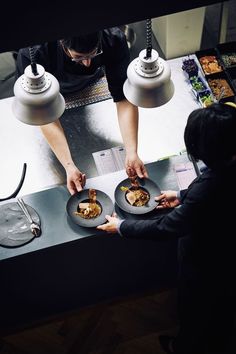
155;190;180;209
97;214;119;233
126;153;148;179
65;164;86;195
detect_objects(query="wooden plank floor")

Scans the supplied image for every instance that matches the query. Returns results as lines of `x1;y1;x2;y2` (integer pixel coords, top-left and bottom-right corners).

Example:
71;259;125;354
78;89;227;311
1;289;179;354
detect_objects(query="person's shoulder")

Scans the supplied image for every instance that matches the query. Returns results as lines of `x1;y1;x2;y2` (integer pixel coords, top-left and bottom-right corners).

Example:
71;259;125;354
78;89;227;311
103;27;125;37
186;169;220;202
102;27;126;47
17;46;29;57
34;41;55;55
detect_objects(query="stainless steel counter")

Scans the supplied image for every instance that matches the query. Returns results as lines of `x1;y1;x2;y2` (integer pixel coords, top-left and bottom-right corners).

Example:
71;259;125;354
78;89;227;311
0;156;189;334
0;154;188;261
0;56;199;199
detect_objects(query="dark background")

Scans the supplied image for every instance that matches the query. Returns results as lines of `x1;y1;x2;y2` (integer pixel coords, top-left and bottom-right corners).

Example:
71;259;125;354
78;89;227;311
0;0;225;52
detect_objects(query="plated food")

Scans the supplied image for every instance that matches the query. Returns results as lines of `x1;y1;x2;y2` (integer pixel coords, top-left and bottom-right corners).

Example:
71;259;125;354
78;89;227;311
74;189;102;219
66;188;113;227
120;186;150;207
115;178;161;215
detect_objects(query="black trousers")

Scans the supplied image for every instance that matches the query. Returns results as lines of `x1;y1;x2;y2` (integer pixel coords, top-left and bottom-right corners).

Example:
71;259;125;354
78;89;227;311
173;237;236;354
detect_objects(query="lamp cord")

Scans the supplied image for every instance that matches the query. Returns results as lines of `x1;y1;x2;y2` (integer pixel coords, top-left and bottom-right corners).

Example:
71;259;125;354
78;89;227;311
145;18;152;59
29;46;39;76
0;163;27;201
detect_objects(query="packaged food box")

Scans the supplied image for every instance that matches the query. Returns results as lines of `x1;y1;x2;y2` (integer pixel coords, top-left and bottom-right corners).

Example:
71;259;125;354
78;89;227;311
195;48;223;75
206;72;235;102
217;41;236;68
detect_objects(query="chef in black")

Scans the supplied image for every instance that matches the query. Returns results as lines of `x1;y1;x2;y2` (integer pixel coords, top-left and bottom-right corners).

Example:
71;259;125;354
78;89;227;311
16;28;148;194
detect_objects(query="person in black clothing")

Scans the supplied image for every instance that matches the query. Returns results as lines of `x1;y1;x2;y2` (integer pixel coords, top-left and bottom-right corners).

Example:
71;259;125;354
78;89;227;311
97;102;236;354
16;28;148;194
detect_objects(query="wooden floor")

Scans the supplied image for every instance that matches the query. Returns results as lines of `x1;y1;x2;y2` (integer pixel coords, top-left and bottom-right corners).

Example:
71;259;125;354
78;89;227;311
1;289;179;354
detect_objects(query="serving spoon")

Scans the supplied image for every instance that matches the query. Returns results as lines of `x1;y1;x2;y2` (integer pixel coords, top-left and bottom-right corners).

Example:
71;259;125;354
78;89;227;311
17;197;41;237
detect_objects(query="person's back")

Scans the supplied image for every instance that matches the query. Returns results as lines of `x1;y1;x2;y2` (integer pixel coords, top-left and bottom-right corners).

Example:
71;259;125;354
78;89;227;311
178;161;236;280
97;102;236;354
175;102;236;354
181;103;236;282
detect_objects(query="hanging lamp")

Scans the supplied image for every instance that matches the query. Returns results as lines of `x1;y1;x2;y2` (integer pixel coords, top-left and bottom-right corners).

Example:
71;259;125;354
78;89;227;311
12;47;65;125
123;19;174;108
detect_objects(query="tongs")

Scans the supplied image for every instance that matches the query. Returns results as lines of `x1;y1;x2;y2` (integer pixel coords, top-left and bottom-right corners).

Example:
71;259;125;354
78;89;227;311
89;188;97;210
128;170;140;190
17;197;41;237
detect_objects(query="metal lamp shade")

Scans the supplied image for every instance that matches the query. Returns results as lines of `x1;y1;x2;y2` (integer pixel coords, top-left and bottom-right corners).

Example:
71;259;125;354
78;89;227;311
123;49;174;108
12;64;65;125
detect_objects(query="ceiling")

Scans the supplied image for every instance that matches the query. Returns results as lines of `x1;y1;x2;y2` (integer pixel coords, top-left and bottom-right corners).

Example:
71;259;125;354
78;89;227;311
0;0;223;52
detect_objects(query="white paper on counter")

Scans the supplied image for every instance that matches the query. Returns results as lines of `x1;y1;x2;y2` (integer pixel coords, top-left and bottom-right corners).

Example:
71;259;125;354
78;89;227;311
92;146;126;175
174;162;197;190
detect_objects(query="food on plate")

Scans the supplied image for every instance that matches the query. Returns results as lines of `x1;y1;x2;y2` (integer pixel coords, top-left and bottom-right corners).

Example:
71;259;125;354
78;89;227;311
120;186;150;207
75;189;102;219
199;55;223;74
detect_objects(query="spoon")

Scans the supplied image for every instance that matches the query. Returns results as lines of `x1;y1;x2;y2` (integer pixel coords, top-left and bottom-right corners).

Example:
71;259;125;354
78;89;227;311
17;198;41;237
218;87;225;101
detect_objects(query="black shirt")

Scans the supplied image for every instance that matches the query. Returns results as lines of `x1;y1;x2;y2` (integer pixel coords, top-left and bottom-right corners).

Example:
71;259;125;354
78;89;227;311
120;161;236;283
15;27;130;101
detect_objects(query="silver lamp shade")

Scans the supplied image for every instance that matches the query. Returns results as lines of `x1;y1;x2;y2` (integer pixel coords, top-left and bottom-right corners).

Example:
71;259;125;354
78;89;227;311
123;49;174;108
12;64;65;125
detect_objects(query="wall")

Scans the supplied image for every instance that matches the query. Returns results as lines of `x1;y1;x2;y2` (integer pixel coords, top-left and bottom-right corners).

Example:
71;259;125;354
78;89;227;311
152;7;206;59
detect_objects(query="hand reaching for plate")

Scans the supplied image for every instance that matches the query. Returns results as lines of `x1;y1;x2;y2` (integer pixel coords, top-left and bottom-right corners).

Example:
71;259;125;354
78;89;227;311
155;190;181;209
96;213;119;233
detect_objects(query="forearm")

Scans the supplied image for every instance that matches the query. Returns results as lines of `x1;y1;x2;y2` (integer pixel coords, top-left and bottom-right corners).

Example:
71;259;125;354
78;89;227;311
116;99;138;155
40;120;75;170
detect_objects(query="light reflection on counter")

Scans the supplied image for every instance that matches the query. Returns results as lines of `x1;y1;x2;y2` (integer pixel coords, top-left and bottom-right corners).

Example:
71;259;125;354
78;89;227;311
0;56;199;198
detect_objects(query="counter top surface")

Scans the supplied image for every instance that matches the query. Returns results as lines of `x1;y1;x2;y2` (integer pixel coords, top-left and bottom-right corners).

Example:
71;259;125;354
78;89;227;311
0;55;200;261
0;56;199;198
0;155;190;261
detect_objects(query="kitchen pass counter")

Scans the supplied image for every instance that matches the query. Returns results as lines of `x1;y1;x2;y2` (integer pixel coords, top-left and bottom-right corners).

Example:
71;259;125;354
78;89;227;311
0;155;192;335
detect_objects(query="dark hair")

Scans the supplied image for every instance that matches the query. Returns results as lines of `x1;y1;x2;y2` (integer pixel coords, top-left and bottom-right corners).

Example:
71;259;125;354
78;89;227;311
184;103;236;169
60;31;102;53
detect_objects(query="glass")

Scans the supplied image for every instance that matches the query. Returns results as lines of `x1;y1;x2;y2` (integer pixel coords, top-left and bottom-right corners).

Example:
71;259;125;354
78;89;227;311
69;47;103;63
